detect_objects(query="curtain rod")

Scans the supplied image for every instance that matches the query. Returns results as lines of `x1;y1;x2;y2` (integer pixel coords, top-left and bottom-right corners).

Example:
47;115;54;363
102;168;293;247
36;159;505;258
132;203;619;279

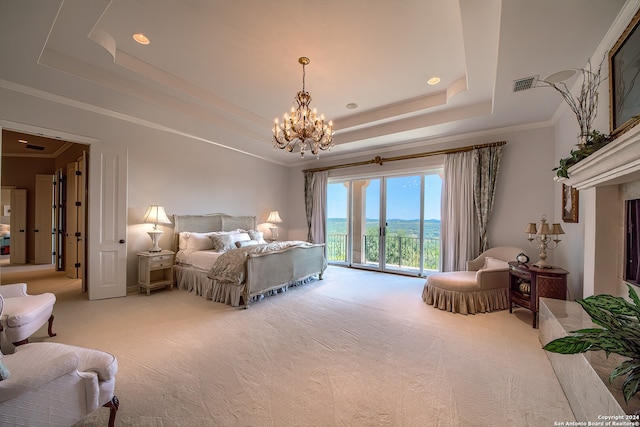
302;140;507;173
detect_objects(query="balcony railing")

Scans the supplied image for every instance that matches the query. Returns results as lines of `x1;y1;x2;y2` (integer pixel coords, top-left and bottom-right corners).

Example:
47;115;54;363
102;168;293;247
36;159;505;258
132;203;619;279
326;234;440;272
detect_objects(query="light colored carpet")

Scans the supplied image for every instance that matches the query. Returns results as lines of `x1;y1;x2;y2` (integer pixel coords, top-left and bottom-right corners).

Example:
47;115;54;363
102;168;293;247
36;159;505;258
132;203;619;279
1;266;575;426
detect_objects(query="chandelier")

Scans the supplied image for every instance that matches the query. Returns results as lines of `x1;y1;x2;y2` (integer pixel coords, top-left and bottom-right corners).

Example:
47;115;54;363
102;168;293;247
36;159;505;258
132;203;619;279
273;57;334;158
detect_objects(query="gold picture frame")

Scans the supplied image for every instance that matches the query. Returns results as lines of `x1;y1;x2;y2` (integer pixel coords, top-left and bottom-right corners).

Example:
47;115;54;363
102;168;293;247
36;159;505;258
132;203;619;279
562;184;578;223
609;8;640;137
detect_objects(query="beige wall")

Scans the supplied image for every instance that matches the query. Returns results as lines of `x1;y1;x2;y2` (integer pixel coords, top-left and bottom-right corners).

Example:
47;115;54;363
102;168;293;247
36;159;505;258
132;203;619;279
0;88;290;287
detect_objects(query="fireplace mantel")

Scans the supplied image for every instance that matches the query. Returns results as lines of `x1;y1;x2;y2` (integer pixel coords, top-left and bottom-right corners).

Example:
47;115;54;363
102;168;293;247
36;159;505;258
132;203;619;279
558;125;640;190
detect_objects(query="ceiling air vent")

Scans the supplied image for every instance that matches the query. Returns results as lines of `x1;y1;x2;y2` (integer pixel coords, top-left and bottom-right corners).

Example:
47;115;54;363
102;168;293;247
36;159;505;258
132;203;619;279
513;75;538;92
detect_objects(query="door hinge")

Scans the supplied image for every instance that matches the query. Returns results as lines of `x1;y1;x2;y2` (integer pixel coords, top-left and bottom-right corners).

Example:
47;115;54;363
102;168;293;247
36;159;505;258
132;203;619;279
75;263;81;268
75;232;82;237
75;201;82;207
75;170;82;176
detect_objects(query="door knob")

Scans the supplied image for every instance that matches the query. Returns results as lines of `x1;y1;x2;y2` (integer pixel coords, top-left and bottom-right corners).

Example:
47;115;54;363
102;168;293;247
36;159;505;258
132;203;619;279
119;239;125;244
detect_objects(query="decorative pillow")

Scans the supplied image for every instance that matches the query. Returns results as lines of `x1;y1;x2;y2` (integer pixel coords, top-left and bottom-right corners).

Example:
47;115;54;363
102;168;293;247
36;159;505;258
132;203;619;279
248;230;267;244
210;229;244;236
236;239;259;248
185;232;215;251
0;361;10;380
482;257;509;270
210;234;236;252
231;232;251;244
178;232;190;250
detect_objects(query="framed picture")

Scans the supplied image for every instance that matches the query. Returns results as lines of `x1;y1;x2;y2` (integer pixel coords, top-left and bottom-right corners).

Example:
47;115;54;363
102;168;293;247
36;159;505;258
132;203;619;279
609;8;640;137
562;184;578;223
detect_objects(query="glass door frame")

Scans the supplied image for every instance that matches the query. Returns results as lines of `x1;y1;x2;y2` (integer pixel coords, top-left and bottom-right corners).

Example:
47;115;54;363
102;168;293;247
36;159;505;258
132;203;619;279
327;171;436;277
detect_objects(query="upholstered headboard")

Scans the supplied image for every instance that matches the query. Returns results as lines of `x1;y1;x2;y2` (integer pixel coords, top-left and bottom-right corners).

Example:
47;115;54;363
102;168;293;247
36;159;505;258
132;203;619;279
172;213;257;251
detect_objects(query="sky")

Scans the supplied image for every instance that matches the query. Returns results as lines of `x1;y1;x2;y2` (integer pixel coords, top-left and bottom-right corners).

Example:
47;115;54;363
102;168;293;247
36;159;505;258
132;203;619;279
327;173;442;221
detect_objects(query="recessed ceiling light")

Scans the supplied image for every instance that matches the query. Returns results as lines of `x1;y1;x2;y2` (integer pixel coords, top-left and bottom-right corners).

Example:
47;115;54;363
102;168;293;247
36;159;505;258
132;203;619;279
346;103;358;109
18;139;27;144
427;77;441;85
133;33;150;45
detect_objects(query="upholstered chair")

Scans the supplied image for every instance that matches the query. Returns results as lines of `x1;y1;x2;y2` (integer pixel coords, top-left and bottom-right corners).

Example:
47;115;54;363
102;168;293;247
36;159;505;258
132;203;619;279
0;295;119;426
0;283;56;347
422;246;525;314
0;342;119;426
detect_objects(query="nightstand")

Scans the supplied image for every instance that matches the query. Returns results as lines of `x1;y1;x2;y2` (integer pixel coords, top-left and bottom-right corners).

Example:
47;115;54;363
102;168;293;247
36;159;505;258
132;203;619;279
508;261;568;328
138;250;175;295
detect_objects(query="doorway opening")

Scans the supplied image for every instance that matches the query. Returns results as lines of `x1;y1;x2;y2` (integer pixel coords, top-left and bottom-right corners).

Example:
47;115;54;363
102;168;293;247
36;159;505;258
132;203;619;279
326;169;443;276
1;129;89;290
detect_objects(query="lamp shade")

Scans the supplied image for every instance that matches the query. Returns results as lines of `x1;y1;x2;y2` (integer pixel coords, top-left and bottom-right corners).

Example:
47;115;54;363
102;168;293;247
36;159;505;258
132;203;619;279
143;205;171;227
539;222;551;235
551;223;565;235
266;211;283;224
525;223;537;234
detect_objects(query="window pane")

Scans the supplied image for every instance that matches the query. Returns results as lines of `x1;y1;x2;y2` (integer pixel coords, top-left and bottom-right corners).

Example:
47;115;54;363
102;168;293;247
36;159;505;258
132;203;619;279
385;175;421;273
423;172;442;271
327;182;349;262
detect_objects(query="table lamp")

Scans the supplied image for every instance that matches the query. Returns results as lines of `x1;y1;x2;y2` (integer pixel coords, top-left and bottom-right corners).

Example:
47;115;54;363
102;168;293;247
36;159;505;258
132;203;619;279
143;205;171;252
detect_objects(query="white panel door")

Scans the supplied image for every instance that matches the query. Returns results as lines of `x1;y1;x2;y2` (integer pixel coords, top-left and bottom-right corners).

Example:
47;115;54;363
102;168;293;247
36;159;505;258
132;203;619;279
9;189;27;264
34;174;54;264
66;162;79;278
79;152;87;283
88;146;127;300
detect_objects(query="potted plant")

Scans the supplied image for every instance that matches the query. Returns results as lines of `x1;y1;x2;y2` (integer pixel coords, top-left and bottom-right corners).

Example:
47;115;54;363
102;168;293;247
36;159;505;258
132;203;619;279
552;130;612;178
543;284;640;404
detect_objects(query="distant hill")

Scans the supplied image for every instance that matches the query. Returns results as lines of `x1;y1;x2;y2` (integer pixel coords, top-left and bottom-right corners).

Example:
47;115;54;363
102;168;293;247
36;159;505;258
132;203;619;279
327;218;440;238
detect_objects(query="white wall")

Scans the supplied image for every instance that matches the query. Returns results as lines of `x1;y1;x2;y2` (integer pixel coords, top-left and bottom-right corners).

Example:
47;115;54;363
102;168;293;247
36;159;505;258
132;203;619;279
0;87;290;287
550;1;624;299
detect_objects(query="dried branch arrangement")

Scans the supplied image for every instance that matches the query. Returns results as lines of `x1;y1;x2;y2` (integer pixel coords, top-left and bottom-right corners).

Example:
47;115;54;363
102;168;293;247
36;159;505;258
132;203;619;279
537;54;607;144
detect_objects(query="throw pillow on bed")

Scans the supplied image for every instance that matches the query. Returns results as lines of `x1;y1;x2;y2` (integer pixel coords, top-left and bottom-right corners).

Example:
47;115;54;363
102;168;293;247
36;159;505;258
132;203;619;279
236;239;259;248
185;232;215;251
248;230;267;244
210;234;236;252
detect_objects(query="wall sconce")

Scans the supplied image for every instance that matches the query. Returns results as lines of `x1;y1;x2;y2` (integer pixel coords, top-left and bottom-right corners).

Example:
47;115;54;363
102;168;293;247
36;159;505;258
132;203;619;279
266;211;283;241
143;205;171;252
525;215;564;268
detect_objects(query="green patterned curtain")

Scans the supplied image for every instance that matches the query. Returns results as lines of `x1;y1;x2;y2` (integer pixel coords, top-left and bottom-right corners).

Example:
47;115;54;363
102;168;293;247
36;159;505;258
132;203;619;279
304;171;314;242
473;146;503;252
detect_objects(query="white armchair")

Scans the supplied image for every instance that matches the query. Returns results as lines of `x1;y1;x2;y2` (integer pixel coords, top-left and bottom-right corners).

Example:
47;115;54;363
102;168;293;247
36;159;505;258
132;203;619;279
0;342;119;426
422;246;525;314
0;283;56;347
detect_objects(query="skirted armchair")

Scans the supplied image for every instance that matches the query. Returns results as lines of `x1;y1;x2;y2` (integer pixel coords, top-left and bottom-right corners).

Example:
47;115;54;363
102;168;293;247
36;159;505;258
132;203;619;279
422;246;525;314
0;342;119;426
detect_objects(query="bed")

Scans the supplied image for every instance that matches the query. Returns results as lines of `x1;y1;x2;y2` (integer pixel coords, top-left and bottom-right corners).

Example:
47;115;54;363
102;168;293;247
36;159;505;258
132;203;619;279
172;213;326;308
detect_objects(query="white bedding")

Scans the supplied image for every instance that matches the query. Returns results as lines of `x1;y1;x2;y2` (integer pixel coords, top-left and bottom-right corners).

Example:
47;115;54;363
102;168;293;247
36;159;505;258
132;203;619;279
176;249;224;271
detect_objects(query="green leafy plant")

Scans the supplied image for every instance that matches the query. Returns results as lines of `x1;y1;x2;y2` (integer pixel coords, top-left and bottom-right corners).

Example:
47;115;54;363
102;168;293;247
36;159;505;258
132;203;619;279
552;130;612;178
543;284;640;404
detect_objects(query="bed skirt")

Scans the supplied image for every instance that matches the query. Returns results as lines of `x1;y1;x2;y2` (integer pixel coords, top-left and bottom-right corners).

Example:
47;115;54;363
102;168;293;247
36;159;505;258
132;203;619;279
422;284;509;315
175;264;317;307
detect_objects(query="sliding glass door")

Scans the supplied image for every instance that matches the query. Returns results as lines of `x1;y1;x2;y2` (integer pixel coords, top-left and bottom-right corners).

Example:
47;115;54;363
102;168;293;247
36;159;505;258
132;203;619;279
351;178;381;269
384;175;422;273
326;170;442;276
